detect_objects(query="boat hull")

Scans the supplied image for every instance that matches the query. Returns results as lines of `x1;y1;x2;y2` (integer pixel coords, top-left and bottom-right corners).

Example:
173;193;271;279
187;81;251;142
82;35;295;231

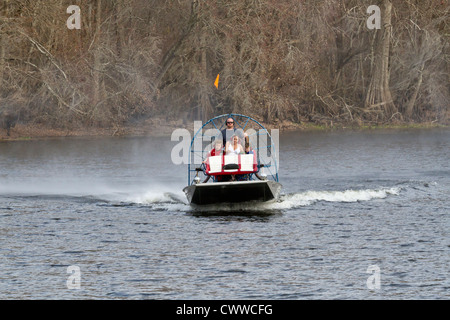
183;180;282;205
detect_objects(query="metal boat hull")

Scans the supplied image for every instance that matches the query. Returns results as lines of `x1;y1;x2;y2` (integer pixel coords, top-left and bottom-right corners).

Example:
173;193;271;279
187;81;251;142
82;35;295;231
183;180;282;205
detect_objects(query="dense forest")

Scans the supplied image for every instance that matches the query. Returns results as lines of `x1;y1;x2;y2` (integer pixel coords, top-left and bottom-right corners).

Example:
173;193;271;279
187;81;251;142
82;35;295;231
0;0;449;135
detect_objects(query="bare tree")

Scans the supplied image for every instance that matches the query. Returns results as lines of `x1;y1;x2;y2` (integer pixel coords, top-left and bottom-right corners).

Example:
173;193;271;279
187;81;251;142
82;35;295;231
0;0;448;132
364;0;396;121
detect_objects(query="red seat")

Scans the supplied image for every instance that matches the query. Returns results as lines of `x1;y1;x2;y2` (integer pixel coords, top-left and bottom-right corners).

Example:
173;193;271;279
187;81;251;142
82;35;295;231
205;154;257;176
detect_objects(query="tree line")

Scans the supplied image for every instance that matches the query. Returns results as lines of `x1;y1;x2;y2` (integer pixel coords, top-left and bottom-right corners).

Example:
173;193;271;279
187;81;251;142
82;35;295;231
0;0;448;133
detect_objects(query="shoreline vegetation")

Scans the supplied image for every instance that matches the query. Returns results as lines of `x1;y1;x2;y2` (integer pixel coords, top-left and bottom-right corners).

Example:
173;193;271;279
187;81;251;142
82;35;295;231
1;118;448;141
0;1;448;141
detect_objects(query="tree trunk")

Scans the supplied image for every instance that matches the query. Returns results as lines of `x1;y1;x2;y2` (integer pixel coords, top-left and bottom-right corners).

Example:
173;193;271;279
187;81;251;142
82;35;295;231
0;0;8;81
365;0;396;119
93;0;103;108
113;0;126;58
199;36;213;122
156;0;199;91
405;61;425;120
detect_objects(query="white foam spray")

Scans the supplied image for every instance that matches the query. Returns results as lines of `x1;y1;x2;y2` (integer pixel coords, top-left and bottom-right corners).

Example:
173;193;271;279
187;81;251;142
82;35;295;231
264;187;401;210
1;179;400;213
128;186;401;212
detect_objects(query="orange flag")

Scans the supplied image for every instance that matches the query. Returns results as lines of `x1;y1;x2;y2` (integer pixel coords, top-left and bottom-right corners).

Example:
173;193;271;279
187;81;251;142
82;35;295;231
214;74;219;89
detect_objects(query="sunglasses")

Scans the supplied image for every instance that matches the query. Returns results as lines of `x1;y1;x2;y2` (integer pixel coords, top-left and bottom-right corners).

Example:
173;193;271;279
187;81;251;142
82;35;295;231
226;121;234;124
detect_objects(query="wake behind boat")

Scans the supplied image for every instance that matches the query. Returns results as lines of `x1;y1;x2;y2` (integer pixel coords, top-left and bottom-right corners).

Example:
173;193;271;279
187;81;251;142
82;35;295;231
183;114;282;206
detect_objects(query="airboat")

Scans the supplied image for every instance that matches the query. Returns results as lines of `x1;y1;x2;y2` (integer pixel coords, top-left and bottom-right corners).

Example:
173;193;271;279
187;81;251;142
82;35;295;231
183;114;282;205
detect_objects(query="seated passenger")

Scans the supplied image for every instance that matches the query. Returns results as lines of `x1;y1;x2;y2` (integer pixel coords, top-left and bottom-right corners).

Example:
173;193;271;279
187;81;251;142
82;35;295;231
203;140;223;164
225;135;244;155
209;140;224;157
205;140;224;182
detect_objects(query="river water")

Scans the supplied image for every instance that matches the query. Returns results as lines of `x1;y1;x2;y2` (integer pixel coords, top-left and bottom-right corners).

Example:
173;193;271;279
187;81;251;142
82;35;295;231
0;128;448;299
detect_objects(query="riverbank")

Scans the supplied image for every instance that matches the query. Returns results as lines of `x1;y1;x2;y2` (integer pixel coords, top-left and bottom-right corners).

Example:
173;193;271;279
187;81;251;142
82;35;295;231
1;118;448;141
0;118;179;141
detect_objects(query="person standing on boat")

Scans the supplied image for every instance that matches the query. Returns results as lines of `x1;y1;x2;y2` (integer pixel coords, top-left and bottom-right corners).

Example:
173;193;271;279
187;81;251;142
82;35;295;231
221;117;236;146
221;117;247;146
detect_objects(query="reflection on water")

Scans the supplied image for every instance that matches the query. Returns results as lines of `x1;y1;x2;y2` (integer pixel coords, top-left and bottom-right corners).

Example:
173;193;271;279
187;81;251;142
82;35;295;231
189;207;284;219
0;129;449;299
